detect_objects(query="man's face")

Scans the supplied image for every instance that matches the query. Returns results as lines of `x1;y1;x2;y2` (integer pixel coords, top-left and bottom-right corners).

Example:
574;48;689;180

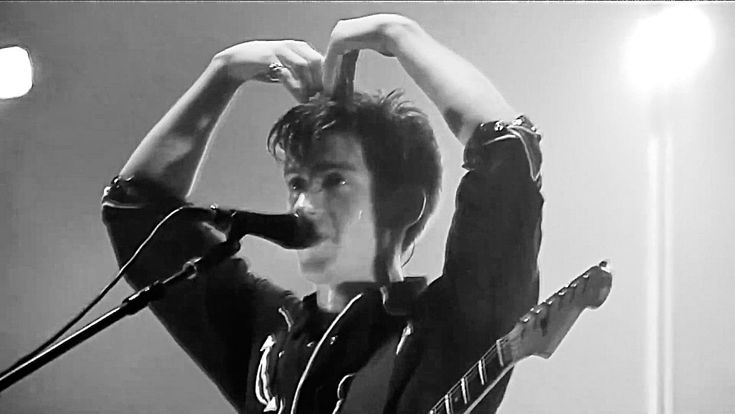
283;131;377;285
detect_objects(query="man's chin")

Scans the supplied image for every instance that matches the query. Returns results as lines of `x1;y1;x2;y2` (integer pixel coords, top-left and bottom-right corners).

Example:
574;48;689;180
298;257;332;284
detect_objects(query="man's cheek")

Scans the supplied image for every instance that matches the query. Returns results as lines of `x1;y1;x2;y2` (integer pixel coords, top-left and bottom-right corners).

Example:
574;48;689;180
326;198;355;236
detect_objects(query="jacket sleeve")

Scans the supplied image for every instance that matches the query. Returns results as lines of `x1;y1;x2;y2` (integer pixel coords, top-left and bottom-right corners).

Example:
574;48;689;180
100;176;294;411
442;114;543;356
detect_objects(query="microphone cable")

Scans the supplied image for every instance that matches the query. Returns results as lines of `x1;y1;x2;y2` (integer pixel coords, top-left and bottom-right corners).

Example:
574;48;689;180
0;205;202;378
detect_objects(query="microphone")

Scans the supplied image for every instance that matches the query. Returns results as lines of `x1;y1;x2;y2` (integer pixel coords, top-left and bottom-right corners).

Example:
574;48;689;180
187;205;320;249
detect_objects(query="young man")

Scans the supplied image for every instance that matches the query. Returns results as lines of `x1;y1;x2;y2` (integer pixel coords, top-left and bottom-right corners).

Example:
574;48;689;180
102;14;542;414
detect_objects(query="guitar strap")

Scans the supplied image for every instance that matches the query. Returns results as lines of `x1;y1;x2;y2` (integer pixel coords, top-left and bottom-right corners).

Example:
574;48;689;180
335;336;400;414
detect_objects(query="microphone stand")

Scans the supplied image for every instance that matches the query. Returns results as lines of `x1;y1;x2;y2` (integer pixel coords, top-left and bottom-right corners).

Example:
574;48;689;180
0;238;241;393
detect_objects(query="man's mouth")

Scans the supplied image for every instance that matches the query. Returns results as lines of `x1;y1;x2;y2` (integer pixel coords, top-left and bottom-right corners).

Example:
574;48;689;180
310;222;335;242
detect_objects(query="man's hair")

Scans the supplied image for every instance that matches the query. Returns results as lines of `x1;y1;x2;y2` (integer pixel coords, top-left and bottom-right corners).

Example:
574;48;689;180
267;90;442;252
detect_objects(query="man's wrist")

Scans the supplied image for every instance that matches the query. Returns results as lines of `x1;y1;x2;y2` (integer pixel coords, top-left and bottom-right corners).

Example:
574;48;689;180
208;53;251;87
381;16;424;57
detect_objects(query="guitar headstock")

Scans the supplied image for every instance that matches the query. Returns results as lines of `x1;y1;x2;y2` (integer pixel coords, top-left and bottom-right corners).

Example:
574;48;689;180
504;261;612;362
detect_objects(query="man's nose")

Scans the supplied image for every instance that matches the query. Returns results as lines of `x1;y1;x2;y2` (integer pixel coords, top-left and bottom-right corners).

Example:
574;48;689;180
293;191;324;219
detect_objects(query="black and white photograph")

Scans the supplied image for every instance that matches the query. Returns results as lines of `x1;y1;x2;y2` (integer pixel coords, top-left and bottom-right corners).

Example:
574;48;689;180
1;2;733;413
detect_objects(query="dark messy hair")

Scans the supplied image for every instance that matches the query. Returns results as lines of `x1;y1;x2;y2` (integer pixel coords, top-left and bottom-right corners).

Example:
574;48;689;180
267;90;442;252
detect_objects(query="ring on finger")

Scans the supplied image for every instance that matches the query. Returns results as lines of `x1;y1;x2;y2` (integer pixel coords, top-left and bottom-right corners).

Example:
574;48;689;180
265;62;285;83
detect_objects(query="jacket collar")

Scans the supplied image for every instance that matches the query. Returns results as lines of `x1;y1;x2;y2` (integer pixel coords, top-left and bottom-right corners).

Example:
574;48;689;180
300;277;428;317
381;276;427;316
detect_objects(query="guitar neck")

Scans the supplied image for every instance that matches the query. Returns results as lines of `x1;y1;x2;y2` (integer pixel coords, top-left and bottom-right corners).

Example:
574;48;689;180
426;262;613;414
428;337;515;414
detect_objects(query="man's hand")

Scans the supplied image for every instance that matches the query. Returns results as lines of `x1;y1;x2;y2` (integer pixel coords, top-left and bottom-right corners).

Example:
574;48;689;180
214;40;324;103
324;13;516;145
120;40;324;198
322;14;417;96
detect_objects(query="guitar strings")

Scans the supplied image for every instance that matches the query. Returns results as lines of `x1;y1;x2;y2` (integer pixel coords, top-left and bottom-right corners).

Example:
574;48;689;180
429;343;501;412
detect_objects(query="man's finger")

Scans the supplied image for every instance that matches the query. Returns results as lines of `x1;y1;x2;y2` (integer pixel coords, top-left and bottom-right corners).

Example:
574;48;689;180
276;66;309;103
289;41;324;95
322;29;350;96
276;47;313;92
322;45;345;96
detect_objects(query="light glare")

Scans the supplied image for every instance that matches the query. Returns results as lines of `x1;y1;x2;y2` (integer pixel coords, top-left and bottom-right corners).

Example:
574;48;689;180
626;6;714;91
0;46;33;99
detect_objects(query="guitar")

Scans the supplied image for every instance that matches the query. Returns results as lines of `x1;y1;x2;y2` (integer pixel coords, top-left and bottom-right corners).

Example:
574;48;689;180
428;262;613;414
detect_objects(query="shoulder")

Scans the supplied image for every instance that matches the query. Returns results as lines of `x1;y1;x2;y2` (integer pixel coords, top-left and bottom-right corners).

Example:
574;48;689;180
464;115;543;185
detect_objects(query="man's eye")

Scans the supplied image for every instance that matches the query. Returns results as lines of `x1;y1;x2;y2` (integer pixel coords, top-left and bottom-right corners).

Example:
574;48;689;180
288;177;307;192
323;173;347;189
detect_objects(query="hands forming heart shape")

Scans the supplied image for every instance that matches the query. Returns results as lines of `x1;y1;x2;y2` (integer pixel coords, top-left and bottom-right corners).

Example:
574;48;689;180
213;14;415;103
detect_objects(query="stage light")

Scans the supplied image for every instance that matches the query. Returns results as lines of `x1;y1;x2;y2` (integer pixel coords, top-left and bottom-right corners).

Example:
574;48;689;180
0;46;33;99
626;7;715;414
625;5;714;92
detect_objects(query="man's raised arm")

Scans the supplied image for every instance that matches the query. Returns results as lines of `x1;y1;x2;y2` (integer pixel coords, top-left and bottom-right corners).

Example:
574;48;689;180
322;15;542;412
101;41;323;411
322;14;517;145
120;41;324;198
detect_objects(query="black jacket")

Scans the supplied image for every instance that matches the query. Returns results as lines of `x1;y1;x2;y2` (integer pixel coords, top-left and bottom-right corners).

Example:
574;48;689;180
101;116;543;413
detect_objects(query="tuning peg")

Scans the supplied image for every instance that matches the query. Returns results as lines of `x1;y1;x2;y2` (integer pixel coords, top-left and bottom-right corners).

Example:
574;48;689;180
533;305;550;335
528;307;542;329
581;275;589;293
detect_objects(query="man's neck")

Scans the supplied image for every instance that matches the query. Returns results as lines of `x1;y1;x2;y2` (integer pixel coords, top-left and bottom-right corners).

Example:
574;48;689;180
315;259;404;313
315;283;372;313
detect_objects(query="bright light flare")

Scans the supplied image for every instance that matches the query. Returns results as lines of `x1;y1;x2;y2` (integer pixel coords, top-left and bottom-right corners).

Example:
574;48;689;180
625;6;714;91
0;46;33;99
